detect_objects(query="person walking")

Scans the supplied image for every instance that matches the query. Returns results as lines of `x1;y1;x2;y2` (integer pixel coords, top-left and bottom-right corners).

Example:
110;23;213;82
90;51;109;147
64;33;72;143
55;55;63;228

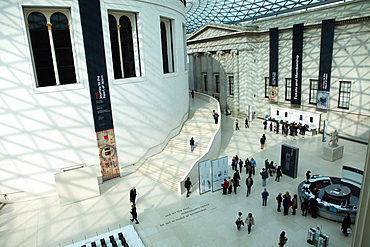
129;186;137;205
245;118;249;128
341;213;352;236
235;119;240;130
260;168;268;186
292;194;298;215
245;213;255;234
233;170;240;194
261;188;269;206
238;158;244;173
212;110;219;124
250;158;256;175
130;204;139;224
189;137;195;152
276;193;282;212
260;134;266;149
245;176;253;197
278;231;288;246
184;177;192;197
190;90;195;99
275;165;282;182
263;120;267;130
269;122;273;131
235;212;244;230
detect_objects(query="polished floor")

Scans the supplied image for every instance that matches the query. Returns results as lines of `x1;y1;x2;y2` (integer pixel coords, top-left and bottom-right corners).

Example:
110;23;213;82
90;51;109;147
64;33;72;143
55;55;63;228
0;99;367;247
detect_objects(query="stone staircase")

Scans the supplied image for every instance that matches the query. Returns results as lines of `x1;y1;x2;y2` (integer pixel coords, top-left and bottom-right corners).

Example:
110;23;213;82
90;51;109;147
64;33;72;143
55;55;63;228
137;98;217;190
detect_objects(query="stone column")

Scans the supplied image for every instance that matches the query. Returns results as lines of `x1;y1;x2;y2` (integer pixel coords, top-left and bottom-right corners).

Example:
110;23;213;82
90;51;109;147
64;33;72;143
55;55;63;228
188;53;195;90
217;50;227;110
205;51;213;95
194;53;202;92
352;134;370;246
231;49;240;116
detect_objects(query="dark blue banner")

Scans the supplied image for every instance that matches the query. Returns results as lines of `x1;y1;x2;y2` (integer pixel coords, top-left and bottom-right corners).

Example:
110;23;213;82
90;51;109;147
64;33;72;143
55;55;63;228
317;19;335;109
79;0;114;132
269;28;279;87
290;23;304;105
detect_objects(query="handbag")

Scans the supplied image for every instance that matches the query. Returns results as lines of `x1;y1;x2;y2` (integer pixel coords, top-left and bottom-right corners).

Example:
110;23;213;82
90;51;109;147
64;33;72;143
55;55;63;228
347;228;352;234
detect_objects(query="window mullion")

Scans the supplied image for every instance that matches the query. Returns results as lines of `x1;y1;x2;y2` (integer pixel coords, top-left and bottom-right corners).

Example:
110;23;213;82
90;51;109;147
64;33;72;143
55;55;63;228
117;24;125;78
46;23;60;85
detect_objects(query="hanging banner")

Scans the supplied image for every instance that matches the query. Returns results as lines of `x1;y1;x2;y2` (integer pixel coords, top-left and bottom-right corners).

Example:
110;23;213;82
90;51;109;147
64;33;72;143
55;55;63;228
290;23;304;105
317;19;335;109
269;28;279;87
199;160;211;194
79;0;120;181
211;156;228;192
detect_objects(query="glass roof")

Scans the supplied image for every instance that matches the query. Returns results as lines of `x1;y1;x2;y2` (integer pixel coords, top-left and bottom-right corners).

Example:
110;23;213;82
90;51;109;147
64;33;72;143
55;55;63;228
185;0;347;34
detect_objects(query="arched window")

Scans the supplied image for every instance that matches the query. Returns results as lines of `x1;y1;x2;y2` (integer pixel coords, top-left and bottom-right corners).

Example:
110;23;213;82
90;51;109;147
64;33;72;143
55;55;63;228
28;12;56;87
108;12;140;80
108;15;122;79
160;21;169;73
119;16;136;78
51;12;76;85
160;18;174;74
27;10;76;87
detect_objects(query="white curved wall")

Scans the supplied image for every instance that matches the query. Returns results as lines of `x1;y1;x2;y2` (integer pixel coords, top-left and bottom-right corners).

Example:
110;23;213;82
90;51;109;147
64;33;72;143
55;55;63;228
0;0;188;201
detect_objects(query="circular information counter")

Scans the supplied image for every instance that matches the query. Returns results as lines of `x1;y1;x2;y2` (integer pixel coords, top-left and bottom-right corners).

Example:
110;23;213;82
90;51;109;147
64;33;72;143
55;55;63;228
324;184;351;205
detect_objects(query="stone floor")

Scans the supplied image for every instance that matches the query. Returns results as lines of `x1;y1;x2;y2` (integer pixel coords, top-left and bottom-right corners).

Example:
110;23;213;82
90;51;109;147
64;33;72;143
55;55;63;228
0;99;366;247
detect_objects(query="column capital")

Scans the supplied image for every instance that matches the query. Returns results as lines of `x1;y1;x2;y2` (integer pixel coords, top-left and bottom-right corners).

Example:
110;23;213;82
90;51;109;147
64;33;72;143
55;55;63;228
231;49;238;56
204;51;211;57
46;23;52;30
193;52;199;58
216;50;223;58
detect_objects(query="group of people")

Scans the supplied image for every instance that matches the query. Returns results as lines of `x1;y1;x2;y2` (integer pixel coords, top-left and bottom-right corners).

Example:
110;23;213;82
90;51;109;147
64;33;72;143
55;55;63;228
235;212;287;246
263;120;310;137
259;158;283;186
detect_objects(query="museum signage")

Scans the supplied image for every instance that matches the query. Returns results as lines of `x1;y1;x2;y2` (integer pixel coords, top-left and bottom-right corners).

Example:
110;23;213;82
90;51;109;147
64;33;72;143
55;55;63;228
79;0;120;181
317;19;335;109
290;23;304;105
269;27;279;87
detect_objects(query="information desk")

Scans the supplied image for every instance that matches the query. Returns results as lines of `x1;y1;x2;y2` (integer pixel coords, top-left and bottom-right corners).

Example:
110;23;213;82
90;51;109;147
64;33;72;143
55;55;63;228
298;176;358;222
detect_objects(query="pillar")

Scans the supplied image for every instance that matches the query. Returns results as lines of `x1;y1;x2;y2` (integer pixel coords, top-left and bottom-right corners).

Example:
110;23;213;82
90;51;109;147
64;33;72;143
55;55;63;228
231;49;240;116
351;134;370;246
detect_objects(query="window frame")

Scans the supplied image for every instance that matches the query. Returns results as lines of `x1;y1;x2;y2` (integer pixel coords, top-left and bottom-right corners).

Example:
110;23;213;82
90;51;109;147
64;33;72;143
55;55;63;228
228;75;234;96
265;77;269;98
309;79;318;105
160;17;175;74
285;78;291;101
24;8;78;88
338;81;352;109
108;11;141;80
215;74;220;93
202;73;208;92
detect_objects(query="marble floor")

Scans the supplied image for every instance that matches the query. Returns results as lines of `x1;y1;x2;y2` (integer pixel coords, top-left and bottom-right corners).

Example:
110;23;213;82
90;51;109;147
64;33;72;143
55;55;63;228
0;105;367;247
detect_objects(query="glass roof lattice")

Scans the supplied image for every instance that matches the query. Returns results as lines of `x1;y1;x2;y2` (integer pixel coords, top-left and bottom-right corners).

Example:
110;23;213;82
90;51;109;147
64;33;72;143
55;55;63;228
185;0;348;34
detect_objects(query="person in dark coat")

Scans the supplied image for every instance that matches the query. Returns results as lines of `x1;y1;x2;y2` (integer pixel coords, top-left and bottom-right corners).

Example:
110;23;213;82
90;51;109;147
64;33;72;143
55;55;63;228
310;198;318;218
184;177;192;197
130;204;139;224
130;186;137;205
245;176;254;197
278;231;288;246
341;213;352;236
189;137;195;152
301;198;309;216
276;193;283;212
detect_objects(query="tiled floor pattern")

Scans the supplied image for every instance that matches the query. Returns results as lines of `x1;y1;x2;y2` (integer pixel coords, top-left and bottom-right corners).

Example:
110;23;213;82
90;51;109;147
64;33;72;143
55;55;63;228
0;100;366;247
